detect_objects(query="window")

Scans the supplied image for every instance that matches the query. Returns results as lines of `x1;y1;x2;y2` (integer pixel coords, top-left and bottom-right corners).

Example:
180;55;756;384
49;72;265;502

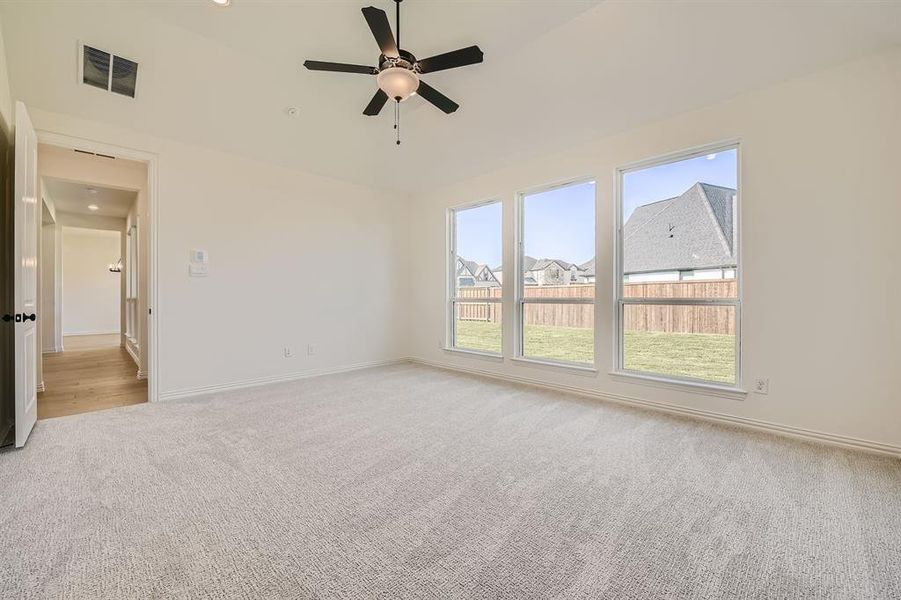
617;144;740;386
448;201;503;354
517;180;596;366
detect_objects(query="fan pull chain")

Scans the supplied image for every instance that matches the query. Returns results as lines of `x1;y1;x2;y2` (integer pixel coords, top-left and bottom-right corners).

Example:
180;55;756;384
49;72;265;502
394;99;401;145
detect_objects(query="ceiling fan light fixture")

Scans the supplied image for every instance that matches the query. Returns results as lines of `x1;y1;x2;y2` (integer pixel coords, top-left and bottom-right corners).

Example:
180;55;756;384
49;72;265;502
377;67;419;102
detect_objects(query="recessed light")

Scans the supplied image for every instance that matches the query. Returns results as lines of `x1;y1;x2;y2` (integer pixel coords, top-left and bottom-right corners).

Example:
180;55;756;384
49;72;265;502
285;107;299;117
87;204;100;211
211;0;230;6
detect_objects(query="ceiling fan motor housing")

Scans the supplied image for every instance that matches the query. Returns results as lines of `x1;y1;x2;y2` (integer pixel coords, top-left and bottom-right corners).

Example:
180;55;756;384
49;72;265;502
377;50;420;101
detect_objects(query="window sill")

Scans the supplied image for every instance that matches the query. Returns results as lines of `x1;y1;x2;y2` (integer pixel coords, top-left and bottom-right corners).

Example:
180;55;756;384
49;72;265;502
511;356;598;376
609;370;747;400
442;347;504;362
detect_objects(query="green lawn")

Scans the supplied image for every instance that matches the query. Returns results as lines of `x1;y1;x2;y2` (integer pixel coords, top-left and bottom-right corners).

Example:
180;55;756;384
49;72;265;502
454;320;735;383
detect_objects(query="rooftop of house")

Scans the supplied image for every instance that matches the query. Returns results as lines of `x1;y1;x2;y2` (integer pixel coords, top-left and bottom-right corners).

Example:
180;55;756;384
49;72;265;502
624;182;736;274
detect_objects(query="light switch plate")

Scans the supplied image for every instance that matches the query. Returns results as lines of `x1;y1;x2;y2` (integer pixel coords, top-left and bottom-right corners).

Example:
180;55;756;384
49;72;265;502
189;264;209;277
190;249;208;264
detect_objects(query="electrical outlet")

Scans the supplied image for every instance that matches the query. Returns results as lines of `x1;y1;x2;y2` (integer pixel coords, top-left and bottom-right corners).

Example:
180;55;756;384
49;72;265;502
283;347;293;358
753;377;769;395
307;344;315;356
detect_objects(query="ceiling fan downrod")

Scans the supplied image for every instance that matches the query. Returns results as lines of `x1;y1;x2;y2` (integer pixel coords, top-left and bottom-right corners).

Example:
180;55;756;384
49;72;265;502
395;0;401;50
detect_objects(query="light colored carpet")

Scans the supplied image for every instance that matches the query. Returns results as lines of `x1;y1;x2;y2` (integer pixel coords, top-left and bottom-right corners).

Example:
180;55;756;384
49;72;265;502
1;363;899;599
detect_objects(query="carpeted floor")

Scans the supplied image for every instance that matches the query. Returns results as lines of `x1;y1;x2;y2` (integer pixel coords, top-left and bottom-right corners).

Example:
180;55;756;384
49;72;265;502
1;363;899;599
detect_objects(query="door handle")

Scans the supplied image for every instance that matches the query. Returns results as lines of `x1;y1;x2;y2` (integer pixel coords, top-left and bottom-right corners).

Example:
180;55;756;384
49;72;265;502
2;314;35;322
3;313;36;323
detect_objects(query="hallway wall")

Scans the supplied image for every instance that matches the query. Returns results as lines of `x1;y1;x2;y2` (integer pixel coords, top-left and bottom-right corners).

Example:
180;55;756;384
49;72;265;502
61;227;121;336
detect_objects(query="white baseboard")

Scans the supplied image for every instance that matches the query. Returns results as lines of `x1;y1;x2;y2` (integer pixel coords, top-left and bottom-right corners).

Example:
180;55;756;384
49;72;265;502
157;358;407;402
63;331;120;337
42;347;61;354
407;357;901;459
36;381;45;393
125;342;140;368
136;370;147;381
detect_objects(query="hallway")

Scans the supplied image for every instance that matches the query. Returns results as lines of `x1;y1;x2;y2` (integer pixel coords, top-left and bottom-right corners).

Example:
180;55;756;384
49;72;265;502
38;334;147;419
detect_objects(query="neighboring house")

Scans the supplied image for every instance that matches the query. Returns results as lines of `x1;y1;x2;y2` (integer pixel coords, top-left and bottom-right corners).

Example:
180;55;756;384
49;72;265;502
523;256;576;286
623;182;737;283
456;257;501;288
576;258;595;283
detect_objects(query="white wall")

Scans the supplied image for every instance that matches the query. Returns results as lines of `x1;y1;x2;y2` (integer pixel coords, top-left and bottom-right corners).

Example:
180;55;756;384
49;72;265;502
406;49;901;451
26;107;409;397
61;227;121;335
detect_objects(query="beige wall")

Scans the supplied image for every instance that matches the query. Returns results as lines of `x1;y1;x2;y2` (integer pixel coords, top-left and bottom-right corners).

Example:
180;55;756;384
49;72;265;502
61;227;121;335
406;49;901;451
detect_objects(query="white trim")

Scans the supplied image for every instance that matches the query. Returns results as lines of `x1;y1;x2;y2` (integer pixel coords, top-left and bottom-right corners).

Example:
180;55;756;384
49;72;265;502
37;130;160;404
136;370;147;381
157;359;406;402
408;358;901;458
36;381;45;393
510;356;597;376
609;370;746;401
520;297;594;305
62;330;120;336
442;347;503;361
52;224;63;351
125;340;139;367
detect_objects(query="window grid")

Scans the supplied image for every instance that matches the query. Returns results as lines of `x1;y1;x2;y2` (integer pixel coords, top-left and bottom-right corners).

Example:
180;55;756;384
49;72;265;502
447;200;503;355
614;141;741;387
514;179;596;367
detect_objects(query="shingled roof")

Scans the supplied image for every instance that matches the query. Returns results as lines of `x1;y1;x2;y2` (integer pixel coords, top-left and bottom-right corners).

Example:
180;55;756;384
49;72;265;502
624;182;736;274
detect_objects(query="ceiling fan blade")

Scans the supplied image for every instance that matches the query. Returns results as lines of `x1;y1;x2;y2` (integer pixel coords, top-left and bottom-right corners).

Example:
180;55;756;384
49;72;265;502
361;7;399;58
417;45;483;74
416;81;459;114
304;60;378;75
363;89;389;116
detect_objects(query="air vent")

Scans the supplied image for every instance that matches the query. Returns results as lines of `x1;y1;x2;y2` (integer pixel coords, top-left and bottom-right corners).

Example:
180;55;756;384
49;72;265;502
80;43;138;98
74;149;116;160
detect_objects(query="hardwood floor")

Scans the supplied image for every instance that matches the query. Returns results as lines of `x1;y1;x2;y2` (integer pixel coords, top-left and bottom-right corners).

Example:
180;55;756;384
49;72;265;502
38;334;147;420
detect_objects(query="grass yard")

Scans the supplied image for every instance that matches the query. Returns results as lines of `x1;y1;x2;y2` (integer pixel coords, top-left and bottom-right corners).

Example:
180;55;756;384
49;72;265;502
454;320;735;383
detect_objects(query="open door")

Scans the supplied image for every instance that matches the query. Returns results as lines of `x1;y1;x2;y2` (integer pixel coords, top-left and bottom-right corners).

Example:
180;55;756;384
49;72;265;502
13;101;38;447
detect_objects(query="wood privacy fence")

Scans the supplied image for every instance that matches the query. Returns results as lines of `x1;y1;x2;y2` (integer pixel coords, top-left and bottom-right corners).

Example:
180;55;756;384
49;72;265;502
456;280;736;334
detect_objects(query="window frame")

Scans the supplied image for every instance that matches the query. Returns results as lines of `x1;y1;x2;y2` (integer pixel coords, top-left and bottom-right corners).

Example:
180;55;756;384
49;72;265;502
446;198;504;356
614;140;742;388
514;177;598;369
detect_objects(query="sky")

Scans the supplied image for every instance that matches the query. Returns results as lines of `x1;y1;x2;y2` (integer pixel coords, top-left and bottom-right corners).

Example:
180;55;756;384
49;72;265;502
456;149;737;267
622;149;737;220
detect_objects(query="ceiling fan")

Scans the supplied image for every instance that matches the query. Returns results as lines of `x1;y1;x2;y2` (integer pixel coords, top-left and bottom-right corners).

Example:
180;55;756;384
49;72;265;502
303;0;483;144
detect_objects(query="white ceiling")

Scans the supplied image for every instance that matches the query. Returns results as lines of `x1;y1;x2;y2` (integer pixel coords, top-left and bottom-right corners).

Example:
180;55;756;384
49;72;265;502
3;1;900;193
44;178;137;218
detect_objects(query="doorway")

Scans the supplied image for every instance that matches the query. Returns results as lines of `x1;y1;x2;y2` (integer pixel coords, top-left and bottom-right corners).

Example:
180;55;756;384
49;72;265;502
36;145;149;419
4;104;158;447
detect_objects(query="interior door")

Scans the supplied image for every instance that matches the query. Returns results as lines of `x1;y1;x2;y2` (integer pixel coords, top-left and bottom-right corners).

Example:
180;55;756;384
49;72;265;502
13;101;38;447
